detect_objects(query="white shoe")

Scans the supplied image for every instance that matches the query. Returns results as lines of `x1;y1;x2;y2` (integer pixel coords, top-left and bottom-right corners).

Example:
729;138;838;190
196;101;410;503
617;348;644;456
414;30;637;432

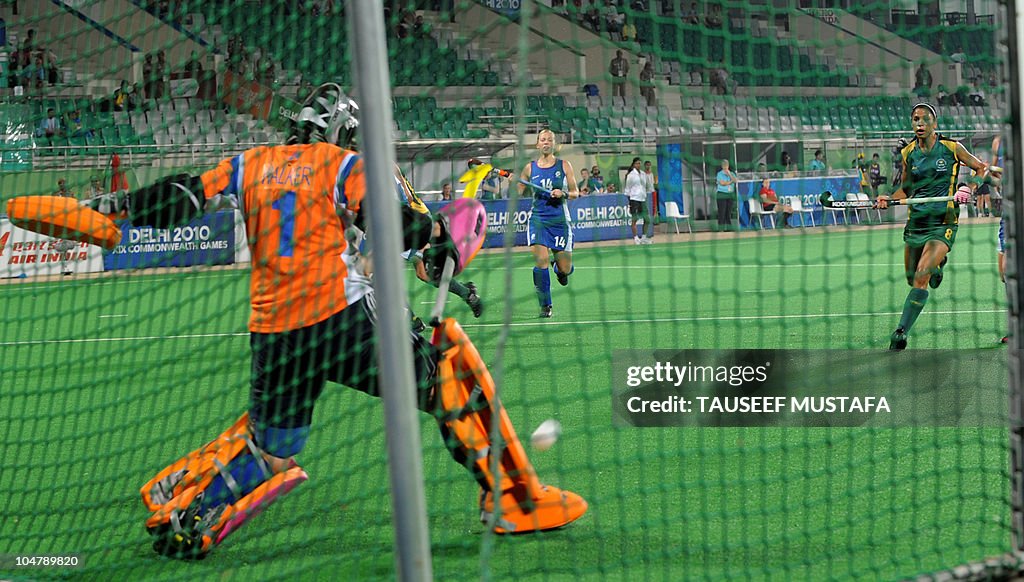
642;236;654;245
634;236;642;245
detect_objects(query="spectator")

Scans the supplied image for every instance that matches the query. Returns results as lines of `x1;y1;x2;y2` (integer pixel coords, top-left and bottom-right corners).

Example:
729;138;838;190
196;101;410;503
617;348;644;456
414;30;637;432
853;153;871;193
808;149;826;172
705;4;724;28
9;44;22;82
709;64;728;95
23;28;35;54
609;49;628;98
780;150;795;173
37;108;62;139
891;140;906;186
44;46;58;85
603;1;623;40
54;178;74;198
759;177;794;227
642;159;657;238
987;75;1002;100
969;80;987;106
935;85;951;106
588;165;605;193
143;53;158;99
583;4;600;32
184;50;203;79
413;14;430;37
156;51;169;98
639;60;656;106
52;177;78;275
66;109;93;139
618;155;651;241
621;17;637;45
683;2;700;24
715;159;737;229
86;173;107;210
954;83;971;106
440;182;452;200
479;170;501;200
913;62;932;98
25;54;45;89
227;35;245;73
396;9;415;38
579;168;591;195
868;153;884;196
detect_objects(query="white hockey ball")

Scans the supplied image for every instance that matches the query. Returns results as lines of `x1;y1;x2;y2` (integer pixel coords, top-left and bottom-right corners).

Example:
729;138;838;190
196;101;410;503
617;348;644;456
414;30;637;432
530;419;562;451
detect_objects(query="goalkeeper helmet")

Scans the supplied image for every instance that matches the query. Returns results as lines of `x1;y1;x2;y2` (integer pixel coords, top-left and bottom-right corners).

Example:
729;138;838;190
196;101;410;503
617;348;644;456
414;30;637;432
289;83;359;148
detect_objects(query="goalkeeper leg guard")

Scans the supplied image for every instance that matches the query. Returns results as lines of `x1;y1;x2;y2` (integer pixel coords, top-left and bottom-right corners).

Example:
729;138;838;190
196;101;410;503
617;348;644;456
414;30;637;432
430;318;588;534
141;414;308;558
141;413;253;511
147;464;308;559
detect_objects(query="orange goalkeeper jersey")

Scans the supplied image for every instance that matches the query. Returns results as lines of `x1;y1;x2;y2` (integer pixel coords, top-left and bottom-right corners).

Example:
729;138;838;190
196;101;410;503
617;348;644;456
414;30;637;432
201;142;367;333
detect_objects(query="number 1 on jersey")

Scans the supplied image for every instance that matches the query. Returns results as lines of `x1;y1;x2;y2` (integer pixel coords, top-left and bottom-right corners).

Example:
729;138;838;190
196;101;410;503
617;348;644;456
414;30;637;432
271;190;297;257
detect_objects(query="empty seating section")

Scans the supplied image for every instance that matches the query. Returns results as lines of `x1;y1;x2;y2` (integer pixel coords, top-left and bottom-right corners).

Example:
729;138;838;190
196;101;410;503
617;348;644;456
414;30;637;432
631;15;848;88
723;96;999;133
879;12;998;72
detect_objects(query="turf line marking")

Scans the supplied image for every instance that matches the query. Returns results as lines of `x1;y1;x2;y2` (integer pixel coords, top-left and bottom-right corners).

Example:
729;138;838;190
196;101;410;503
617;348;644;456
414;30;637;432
0;331;247;347
460;308;1006;329
0;309;1004;346
98;314;129;318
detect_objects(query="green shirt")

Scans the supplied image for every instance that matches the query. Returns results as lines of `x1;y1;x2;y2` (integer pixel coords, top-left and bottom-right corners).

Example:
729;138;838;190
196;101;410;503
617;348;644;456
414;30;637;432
902;138;960;220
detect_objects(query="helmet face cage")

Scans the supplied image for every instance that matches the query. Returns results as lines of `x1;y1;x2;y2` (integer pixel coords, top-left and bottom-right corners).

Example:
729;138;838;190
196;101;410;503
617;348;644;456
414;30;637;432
291;83;359;148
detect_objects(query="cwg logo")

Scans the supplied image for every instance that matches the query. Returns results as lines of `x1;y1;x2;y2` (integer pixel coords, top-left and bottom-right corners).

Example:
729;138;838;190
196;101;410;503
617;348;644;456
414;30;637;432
0;231;9;256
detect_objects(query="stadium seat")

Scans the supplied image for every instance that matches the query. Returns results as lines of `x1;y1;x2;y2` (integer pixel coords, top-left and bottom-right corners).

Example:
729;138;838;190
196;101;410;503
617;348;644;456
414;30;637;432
856;193;881;223
664;201;691;234
787;196;815;227
747;198;776;230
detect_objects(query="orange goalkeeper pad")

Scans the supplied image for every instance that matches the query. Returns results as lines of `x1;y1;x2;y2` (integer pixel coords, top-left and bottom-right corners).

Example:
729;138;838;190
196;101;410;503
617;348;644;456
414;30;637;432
6;196;122;250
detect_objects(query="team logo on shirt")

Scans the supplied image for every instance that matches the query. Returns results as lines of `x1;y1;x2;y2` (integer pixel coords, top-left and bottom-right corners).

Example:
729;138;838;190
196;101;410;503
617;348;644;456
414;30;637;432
555;171;562;178
935;159;948;173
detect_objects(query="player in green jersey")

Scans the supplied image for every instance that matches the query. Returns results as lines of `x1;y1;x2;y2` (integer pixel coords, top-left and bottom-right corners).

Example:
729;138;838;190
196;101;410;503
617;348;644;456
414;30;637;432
877;103;1000;350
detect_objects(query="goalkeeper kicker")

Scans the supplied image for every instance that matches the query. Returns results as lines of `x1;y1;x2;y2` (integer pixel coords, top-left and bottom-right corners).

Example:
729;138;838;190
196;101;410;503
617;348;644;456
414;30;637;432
120;83;587;558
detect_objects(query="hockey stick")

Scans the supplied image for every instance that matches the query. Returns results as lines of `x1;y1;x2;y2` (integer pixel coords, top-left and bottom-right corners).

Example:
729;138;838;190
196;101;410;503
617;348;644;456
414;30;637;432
818;191;952;209
465;158;553;194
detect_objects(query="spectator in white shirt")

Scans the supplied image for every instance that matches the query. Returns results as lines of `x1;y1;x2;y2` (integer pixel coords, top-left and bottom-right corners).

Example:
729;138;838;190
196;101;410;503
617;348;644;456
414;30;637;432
625;157;653;244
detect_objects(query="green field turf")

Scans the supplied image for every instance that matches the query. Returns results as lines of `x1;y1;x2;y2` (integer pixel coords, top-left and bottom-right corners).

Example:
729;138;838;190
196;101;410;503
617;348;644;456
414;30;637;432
0;221;1012;581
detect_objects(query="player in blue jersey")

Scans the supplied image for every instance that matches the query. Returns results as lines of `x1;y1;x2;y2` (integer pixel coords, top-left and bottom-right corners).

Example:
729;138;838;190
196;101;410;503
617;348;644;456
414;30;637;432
518;129;580;318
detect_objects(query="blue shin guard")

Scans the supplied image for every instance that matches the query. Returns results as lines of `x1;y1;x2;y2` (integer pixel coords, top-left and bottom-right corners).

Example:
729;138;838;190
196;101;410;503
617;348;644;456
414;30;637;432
533;267;552;307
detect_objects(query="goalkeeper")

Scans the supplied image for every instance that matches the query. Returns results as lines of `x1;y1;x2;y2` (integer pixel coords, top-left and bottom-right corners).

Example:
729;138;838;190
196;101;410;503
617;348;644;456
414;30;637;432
878;103;998;350
131;83;586;559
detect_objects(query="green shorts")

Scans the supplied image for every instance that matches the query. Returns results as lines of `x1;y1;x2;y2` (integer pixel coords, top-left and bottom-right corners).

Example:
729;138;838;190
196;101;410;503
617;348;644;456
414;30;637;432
903;216;957;249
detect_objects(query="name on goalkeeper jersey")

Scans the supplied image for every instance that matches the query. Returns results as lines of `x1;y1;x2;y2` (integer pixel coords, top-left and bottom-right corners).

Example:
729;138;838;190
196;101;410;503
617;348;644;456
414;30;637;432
626;395;890;414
